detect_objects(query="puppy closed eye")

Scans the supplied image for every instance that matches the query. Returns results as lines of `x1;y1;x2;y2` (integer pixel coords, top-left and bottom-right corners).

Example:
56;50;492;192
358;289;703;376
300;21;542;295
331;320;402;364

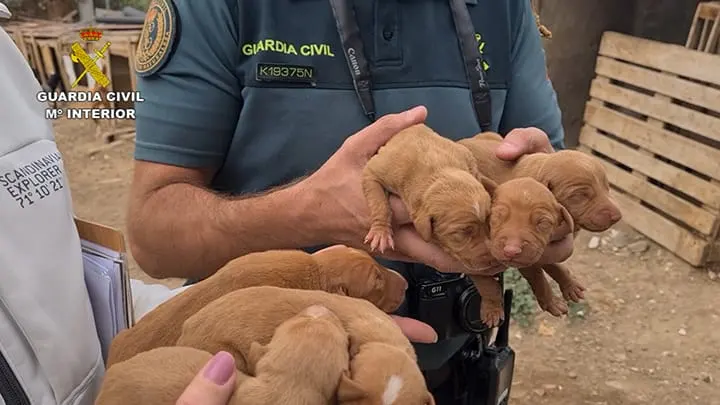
567;189;594;204
453;226;476;240
536;218;554;233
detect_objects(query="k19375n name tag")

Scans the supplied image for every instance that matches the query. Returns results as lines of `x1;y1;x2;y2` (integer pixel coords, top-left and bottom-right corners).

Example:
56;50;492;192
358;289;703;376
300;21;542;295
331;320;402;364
255;63;315;85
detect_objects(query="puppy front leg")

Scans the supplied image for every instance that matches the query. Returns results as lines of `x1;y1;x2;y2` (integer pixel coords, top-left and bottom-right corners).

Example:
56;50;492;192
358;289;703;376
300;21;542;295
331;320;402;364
468;275;504;328
543;263;586;303
518;266;568;316
361;170;395;253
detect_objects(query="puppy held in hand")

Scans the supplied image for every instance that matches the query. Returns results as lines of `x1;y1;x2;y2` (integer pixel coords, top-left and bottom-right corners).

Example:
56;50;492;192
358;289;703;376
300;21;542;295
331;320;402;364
97;307;350;405
337;342;435;405
459;132;622;311
177;287;432;405
488;177;574;268
107;246;407;367
459;132;622;232
362;124;497;270
176;287;425;389
486;177;575;316
237;304;351;405
95;347;249;405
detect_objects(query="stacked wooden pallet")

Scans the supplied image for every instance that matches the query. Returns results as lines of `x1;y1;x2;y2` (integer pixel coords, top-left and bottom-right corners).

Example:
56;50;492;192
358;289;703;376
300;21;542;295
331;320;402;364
579;31;720;267
686;1;720;54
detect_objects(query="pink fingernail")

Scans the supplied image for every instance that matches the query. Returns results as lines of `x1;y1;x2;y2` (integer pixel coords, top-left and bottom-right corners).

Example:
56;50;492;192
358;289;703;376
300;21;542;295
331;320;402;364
203;352;235;385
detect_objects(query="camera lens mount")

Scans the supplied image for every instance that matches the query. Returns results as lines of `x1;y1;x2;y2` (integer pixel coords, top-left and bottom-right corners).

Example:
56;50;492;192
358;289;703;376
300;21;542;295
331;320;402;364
457;286;489;333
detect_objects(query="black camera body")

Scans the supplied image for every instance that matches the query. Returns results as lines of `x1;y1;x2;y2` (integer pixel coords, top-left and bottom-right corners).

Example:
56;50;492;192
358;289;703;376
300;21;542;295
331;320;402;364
407;272;490;340
406;271;516;405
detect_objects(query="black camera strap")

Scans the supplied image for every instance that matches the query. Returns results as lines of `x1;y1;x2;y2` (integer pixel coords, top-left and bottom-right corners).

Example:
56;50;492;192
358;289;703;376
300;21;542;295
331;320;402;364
328;0;376;121
448;0;493;131
328;0;492;131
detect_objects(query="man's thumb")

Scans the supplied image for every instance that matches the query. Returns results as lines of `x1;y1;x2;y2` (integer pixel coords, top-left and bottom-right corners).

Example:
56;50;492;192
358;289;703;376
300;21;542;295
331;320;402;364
351;106;427;159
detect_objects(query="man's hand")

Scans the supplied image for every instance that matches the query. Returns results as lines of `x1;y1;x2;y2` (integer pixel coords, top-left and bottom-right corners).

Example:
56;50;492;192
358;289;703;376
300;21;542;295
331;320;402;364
298;106;467;274
496;127;574;264
176;352;236;405
495;126;554;160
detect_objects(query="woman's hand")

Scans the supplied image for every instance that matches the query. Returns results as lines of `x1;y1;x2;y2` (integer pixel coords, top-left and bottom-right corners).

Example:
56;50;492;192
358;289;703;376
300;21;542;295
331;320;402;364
176;352;237;405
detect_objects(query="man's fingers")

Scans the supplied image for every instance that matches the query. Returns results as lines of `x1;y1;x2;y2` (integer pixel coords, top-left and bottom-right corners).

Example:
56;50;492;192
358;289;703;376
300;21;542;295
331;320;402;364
393;225;468;273
345;106;428;160
390;315;438;343
389;195;412;225
176;352;237;405
495;127;554;161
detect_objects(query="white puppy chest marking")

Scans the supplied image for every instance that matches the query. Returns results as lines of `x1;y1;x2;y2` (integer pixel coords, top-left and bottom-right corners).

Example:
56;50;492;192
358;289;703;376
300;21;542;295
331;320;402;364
382;375;403;405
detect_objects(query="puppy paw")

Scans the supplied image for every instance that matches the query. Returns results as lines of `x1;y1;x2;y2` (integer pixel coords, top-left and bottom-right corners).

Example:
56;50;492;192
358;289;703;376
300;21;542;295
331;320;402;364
480;305;505;328
364;226;395;253
539;296;569;317
560;280;586;303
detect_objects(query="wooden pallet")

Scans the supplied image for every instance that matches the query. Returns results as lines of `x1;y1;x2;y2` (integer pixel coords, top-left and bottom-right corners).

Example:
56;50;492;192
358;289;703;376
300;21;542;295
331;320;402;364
686;1;720;54
579;31;720;267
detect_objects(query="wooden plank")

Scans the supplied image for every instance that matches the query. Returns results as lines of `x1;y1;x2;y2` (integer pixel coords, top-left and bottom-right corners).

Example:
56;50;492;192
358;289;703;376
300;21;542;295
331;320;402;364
40;46;56;76
599;31;720;87
589;78;720;144
127;41;137;91
699;19;711;50
595;56;720;113
611;190;708;266
687;3;702;48
595;157;717;235
579;126;720;209
584;103;720;181
706;15;720;53
29;35;47;85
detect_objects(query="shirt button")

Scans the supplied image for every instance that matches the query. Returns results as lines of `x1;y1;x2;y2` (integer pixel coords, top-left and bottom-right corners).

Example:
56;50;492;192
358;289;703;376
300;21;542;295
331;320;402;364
382;28;394;41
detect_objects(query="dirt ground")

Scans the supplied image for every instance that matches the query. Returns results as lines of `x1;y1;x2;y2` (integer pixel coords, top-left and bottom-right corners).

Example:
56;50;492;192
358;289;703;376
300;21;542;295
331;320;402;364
55;117;719;405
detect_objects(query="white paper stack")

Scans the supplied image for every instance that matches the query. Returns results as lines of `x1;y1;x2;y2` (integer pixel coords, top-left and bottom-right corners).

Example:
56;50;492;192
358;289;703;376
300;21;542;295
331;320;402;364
75;218;133;363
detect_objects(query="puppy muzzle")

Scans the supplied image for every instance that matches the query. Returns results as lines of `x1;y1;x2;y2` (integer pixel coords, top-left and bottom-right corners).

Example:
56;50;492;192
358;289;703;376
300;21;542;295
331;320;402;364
376;269;408;312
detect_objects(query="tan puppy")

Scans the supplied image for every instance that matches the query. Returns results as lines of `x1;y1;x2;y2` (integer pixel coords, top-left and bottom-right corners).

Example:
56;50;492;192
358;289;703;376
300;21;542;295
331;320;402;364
237;304;351;405
361;123;497;270
458;132;622;231
459;132;622;315
481;177;575;317
95;346;250;405
488;177;575;268
97;305;351;405
337;342;436;405
176;286;434;403
107;246;407;367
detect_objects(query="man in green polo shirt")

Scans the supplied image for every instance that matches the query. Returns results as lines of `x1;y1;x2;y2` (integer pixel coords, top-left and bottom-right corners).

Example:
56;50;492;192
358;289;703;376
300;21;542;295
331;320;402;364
128;0;573;403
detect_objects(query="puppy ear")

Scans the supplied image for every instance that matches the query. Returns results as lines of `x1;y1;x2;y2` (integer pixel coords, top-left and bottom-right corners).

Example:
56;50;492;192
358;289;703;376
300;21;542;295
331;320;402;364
246;341;269;374
558;204;575;231
413;208;434;242
479;176;498;196
337;373;369;402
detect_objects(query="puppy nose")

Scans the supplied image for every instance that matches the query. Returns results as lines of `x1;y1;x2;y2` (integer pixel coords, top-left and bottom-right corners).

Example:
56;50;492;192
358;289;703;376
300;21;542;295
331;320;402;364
600;209;622;224
503;244;522;258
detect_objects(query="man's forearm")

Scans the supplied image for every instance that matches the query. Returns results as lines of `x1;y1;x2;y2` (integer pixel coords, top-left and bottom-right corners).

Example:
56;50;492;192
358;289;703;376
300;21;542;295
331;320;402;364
128;181;321;280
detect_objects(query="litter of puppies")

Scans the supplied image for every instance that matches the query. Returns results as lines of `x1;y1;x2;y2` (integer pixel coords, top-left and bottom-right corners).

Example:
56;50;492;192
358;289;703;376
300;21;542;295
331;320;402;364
98;124;621;405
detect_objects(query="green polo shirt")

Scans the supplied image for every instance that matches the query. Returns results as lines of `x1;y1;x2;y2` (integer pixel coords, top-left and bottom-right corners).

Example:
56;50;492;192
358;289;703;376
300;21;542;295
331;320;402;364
134;0;563;194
